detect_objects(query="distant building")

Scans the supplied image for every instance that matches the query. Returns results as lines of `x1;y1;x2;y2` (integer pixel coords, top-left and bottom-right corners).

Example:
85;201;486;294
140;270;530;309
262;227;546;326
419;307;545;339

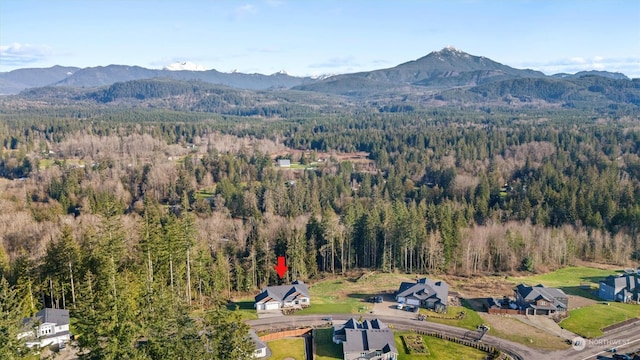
395;278;448;312
254;280;310;311
514;284;568;316
19;308;71;348
332;318;397;360
277;159;291;167
598;273;640;303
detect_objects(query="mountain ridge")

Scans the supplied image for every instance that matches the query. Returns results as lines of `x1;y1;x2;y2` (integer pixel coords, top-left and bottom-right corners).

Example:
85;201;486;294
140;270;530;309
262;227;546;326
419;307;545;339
0;48;635;104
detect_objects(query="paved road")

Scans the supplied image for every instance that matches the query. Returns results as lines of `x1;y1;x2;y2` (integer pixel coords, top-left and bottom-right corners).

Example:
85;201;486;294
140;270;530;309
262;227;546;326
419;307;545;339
248;313;543;360
553;322;640;360
248;314;640;360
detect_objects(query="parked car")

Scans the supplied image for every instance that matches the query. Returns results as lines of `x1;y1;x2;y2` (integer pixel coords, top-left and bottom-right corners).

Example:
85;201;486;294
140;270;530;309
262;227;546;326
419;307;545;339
612;354;631;360
374;296;383;303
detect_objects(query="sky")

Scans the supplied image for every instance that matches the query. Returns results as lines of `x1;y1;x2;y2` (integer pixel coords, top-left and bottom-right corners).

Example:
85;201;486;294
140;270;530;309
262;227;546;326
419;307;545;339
1;0;639;78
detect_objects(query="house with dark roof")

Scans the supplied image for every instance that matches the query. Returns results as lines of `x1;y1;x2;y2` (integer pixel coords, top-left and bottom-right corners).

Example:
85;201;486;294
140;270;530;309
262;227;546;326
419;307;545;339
254;280;310;311
514;284;568;316
333;318;397;360
598;273;640;303
395;278;448;312
19;308;71;348
332;318;386;344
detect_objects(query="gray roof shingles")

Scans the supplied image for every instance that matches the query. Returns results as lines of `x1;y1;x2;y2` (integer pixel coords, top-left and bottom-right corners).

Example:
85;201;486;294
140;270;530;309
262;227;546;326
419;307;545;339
255;280;309;303
396;278;448;304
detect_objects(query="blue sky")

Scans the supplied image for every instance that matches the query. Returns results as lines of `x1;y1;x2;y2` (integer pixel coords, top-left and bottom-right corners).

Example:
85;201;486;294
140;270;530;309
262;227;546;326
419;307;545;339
1;0;639;77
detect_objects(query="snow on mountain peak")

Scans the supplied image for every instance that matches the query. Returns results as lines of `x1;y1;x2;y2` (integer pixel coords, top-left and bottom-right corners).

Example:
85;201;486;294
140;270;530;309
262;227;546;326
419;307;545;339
163;61;207;71
442;45;463;53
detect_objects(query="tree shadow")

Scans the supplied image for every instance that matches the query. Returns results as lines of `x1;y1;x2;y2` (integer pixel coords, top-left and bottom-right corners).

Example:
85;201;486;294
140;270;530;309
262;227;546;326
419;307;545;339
227;300;254;311
346;293;372;301
314;328;343;358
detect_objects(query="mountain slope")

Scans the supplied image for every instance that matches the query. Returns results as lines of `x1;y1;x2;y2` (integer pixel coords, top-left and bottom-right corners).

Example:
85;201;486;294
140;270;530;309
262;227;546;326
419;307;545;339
294;47;546;95
54;65;313;91
0;65;79;94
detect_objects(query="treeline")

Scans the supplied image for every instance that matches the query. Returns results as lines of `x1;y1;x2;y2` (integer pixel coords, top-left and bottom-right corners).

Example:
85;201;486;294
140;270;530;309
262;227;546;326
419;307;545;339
1;105;640;356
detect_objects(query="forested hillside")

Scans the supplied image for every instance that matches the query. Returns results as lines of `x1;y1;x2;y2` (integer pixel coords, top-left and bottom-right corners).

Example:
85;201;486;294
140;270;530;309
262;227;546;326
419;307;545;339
1;95;639;357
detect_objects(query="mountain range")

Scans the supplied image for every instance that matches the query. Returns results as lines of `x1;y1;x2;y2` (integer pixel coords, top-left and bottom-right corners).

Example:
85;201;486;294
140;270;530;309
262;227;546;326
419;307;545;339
1;47;637;111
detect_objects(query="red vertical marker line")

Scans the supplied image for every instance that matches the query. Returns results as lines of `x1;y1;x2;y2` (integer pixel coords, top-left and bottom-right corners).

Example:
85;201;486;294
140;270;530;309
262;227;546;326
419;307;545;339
274;256;288;279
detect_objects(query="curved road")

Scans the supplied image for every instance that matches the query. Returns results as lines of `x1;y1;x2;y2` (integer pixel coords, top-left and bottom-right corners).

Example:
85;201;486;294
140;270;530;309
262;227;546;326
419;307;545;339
248;314;640;360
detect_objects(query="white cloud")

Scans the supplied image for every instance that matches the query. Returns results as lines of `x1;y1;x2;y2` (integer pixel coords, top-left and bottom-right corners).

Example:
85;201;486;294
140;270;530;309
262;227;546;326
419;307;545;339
517;56;640;78
0;42;52;67
232;4;257;20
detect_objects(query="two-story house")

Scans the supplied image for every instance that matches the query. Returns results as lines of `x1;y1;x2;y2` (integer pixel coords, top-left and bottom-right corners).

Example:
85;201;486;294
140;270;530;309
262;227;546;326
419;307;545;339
395;278;448;312
514;284;568;316
333;318;397;360
19;308;71;348
598;273;640;303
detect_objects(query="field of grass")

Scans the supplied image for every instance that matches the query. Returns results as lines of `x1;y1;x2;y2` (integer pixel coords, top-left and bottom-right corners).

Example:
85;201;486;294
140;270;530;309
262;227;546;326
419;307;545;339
227;297;258;320
395;331;487;360
560;302;640;338
420;301;484;331
506;266;616;288
314;328;343;360
267;337;306;360
297;272;416;315
482;315;570;351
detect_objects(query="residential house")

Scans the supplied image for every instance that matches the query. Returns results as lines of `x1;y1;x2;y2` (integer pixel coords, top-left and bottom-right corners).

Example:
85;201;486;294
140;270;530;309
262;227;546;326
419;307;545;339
19;308;71;348
254;280;310;311
514;284;568;316
249;329;268;358
333;318;397;360
332;318;386;344
395;278;448;312
598;273;640;303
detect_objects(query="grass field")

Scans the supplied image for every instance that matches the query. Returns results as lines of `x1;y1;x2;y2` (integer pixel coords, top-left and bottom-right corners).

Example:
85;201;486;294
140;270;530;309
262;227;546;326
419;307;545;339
395;331;487;360
419;301;484;331
560;302;640;338
506;266;616;288
314;328;343;360
482;315;570;351
297;272;416;315
267;337;306;360
227;297;258;320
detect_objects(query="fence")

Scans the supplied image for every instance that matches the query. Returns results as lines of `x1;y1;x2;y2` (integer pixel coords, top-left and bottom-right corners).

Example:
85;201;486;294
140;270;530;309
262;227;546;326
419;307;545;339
259;327;312;341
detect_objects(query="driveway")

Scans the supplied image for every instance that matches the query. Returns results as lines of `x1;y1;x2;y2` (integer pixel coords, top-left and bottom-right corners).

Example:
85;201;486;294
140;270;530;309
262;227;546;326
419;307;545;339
369;292;419;319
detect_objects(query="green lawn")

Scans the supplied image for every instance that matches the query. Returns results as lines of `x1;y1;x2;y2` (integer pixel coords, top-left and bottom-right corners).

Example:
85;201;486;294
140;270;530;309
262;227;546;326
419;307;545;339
506;266;616;288
560;302;640;338
267;338;306;360
395;331;487;360
314;328;343;360
420;301;484;331
227;297;258;320
296;273;415;315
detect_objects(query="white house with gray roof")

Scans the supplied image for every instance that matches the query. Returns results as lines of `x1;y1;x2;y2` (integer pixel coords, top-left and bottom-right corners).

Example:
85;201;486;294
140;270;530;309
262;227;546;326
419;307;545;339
395;278;448;312
514;284;568;316
254;280;310;311
19;308;71;348
333;318;397;360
